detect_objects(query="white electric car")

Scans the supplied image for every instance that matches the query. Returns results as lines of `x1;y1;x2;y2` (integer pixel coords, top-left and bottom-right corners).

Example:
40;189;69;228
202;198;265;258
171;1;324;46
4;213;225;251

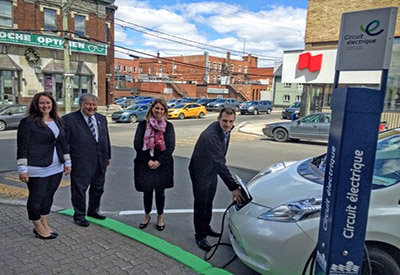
228;128;400;275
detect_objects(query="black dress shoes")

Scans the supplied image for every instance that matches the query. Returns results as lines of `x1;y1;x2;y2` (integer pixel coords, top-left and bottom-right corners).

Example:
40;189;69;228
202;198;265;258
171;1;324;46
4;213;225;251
196;237;211;251
33;229;57;240
139;217;151;229
74;218;90;227
87;212;106;220
207;229;222;237
156;224;165;231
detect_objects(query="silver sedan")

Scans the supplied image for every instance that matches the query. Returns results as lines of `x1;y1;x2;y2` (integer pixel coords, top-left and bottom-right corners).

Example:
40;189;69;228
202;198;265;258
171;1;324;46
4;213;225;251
262;112;331;142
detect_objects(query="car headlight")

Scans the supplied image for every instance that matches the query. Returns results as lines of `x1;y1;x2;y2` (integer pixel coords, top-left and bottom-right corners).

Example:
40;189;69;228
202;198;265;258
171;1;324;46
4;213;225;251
173;110;178;113
294;110;300;114
250;161;294;182
258;197;322;222
248;106;254;110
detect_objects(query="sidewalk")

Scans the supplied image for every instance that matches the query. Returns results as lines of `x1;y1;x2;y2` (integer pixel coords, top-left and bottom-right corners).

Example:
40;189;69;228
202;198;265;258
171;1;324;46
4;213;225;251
237;116;285;136
0;199;228;275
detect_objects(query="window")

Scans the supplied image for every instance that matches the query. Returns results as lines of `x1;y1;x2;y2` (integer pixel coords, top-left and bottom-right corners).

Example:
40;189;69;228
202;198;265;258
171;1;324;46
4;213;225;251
105;24;109;42
284;83;292;88
0;0;12;27
123;66;127;72
74;15;86;36
244;66;248;73
283;95;290;102
296;95;302;101
212;75;216;84
238;65;242;72
213;62;217;71
218;62;222;72
128;66;132;73
44;8;57;31
230;64;234;72
133;67;137;73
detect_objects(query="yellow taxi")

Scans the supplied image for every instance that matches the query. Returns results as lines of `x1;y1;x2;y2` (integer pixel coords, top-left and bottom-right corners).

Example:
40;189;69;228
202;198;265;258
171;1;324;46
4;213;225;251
168;103;207;119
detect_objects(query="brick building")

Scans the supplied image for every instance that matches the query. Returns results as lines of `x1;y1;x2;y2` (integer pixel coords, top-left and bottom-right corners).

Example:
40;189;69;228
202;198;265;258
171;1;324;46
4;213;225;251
282;0;400;125
0;0;116;107
114;52;273;101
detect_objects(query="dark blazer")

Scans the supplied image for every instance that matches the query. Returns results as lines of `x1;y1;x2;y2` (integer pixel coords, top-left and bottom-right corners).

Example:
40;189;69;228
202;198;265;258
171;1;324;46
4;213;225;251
63;111;111;175
17;117;69;167
189;121;237;191
134;120;175;192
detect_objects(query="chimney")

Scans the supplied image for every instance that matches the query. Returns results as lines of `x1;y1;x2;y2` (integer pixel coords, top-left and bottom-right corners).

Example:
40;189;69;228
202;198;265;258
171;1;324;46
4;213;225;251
157;52;160;58
226;51;230;60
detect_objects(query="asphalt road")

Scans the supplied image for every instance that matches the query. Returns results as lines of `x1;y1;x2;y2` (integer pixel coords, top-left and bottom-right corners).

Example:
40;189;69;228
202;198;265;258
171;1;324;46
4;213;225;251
0;111;327;274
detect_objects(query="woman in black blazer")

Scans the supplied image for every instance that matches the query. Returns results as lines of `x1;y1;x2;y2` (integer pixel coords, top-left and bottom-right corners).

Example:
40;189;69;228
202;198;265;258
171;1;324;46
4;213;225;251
17;92;71;240
134;98;175;231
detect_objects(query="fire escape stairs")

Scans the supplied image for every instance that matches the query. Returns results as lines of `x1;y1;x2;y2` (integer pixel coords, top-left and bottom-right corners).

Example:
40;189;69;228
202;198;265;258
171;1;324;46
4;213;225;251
227;85;249;101
169;82;187;97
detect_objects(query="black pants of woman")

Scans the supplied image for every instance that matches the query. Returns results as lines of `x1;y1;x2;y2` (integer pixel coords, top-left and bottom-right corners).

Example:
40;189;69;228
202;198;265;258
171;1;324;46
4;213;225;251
143;187;165;215
26;172;63;220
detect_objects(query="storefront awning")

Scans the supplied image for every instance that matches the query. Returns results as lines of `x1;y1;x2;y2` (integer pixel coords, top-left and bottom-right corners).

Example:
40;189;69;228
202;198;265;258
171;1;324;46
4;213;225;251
42;60;94;76
0;54;22;71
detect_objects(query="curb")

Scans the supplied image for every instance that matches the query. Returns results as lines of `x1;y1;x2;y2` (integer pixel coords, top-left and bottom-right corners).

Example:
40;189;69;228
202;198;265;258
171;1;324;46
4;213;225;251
59;208;232;275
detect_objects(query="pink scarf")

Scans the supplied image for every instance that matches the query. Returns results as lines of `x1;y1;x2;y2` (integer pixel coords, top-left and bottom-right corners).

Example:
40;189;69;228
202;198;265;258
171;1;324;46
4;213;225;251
143;117;166;153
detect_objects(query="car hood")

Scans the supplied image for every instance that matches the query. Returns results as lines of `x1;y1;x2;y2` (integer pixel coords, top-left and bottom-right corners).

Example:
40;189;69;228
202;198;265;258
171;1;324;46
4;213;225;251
284;107;300;112
248;160;323;208
168;108;183;111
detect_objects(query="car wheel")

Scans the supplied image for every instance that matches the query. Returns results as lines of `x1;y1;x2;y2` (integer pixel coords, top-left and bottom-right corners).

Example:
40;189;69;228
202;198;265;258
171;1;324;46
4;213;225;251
273;128;288;142
179;113;185;120
198;112;204;118
267;108;272;114
253;109;259;115
362;247;400;275
129;115;137;123
0;120;6;131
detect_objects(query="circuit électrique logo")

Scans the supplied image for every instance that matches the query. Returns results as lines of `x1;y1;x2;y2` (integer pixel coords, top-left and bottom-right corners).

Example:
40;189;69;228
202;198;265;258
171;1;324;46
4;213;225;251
360;20;384;36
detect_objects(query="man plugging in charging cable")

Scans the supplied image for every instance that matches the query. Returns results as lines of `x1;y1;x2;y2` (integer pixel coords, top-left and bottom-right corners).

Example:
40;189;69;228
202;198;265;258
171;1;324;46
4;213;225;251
189;107;244;251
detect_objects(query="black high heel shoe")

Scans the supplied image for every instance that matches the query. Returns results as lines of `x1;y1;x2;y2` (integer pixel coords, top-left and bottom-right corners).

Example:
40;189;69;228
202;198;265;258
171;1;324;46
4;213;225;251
51;231;58;236
156;224;165;231
33;229;57;240
139;217;151;229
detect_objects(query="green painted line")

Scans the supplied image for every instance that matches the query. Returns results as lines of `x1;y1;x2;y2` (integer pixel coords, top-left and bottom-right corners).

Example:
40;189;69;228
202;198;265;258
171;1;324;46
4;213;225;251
58;208;232;275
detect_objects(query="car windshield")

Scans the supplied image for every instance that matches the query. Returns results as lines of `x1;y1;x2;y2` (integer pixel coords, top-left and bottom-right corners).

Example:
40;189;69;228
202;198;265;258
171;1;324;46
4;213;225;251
173;104;186;109
126;105;140;111
310;128;400;188
289;102;301;108
248;101;259;106
167;99;176;103
215;99;226;103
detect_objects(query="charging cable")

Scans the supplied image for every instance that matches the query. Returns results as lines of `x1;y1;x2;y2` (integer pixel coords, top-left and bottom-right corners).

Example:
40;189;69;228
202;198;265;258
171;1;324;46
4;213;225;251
204;202;238;268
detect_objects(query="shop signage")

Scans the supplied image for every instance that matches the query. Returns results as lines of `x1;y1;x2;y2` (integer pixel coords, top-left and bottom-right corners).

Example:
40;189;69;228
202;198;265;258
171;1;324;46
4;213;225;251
0;30;107;56
297;52;323;72
336;7;397;71
207;88;228;94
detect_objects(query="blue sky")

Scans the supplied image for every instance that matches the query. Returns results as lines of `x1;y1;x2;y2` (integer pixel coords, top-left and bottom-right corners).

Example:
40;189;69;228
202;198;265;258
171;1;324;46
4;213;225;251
114;0;308;66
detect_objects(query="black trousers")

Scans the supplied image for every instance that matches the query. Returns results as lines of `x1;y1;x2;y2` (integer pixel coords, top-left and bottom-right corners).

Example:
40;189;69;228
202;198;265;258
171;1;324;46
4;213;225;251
191;172;217;239
26;172;63;221
143;187;165;215
71;166;105;219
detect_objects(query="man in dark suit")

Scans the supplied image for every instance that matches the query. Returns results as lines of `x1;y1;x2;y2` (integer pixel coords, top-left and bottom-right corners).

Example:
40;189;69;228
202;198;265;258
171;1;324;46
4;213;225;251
63;94;111;227
189;107;244;251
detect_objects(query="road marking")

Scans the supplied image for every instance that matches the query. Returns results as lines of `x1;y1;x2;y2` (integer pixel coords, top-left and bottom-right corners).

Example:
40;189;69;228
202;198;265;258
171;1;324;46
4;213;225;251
2;172;70;187
119;208;228;216
0;183;28;199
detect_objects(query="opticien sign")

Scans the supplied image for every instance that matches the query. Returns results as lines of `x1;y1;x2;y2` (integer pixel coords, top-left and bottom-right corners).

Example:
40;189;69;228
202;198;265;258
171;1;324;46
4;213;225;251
0;31;107;55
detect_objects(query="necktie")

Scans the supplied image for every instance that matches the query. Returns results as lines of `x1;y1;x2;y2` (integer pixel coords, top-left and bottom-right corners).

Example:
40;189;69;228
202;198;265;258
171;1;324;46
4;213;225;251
88;116;97;140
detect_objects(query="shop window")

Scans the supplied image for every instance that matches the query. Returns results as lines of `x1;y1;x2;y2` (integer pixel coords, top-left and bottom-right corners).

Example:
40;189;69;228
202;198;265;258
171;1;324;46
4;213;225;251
0;0;12;27
283;95;290;102
73;75;91;104
44;8;57;31
74;15;86;37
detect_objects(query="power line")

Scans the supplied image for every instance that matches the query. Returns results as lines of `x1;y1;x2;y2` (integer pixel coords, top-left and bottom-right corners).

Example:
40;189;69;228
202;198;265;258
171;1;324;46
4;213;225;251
115;18;283;60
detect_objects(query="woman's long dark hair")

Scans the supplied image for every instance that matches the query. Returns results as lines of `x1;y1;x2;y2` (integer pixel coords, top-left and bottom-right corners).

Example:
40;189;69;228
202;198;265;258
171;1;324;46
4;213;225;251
27;92;63;127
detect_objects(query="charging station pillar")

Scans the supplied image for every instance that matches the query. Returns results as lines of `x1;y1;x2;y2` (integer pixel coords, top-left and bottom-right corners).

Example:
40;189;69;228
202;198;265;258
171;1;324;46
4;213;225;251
315;87;384;274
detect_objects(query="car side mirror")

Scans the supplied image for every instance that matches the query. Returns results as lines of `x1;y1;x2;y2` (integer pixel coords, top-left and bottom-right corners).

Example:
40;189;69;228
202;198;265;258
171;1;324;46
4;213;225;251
297;120;301;125
8;112;13;116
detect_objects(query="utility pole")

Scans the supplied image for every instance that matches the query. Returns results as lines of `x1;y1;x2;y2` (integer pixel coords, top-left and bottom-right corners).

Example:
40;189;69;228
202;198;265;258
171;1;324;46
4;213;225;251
62;0;72;113
204;51;209;84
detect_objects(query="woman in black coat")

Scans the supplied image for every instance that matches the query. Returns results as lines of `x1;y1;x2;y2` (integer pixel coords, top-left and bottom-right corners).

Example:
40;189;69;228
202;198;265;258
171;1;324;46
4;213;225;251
17;92;71;239
134;98;175;231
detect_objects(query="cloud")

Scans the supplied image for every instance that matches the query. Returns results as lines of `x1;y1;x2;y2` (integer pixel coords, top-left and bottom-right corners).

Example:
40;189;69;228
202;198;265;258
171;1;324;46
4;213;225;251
114;0;307;66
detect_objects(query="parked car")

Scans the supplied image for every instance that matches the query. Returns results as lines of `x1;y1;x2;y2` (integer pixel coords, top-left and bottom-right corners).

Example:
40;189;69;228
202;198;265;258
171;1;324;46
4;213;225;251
197;98;217;106
228;128;400;275
0;104;27;131
167;99;182;109
240;100;273;115
135;98;155;106
282;101;301;119
263;112;331;142
111;104;149;123
168;103;207;119
206;98;240;111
